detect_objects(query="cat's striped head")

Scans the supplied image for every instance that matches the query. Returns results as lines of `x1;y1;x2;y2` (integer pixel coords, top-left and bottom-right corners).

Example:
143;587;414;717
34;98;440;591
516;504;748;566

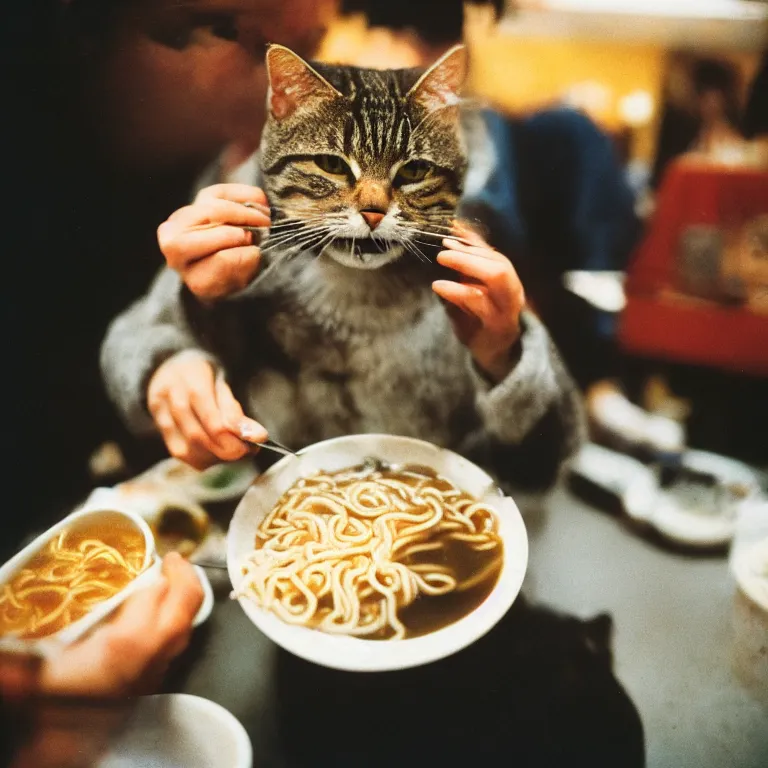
260;44;468;270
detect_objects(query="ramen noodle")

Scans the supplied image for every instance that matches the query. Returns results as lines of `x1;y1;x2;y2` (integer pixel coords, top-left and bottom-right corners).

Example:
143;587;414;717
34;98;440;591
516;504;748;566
0;515;146;640
238;464;503;640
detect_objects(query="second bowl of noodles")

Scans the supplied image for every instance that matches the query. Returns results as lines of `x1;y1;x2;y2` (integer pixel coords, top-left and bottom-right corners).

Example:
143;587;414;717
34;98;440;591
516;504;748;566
227;434;528;672
0;504;158;652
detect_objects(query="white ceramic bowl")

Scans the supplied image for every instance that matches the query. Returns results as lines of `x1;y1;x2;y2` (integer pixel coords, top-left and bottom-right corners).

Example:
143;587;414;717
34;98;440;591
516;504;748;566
96;694;252;768
0;502;159;654
227;434;528;672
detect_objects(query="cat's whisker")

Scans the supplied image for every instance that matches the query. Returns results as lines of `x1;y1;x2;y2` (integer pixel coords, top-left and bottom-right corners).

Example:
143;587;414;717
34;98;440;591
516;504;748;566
314;230;341;258
294;227;341;254
404;228;479;247
265;221;312;232
268;214;338;231
264;225;327;245
261;226;331;254
400;239;430;265
409;241;435;264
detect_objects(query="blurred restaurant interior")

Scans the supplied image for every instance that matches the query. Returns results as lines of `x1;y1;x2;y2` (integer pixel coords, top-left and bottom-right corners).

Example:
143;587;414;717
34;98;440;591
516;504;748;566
2;1;768;767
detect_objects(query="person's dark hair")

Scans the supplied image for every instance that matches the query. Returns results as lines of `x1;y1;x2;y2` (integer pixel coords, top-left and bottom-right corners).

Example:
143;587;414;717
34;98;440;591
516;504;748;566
743;51;768;138
692;58;738;96
691;57;741;126
341;0;505;46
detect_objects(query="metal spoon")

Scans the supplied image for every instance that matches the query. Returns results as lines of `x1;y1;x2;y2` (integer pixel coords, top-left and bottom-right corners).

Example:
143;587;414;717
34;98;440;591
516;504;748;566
243;437;298;458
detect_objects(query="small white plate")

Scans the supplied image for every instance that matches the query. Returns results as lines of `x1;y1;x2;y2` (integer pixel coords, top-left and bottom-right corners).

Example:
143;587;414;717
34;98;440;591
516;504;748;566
96;694;252;768
681;450;763;498
651;491;736;548
192;566;214;627
732;537;768;613
648;450;764;548
135;459;259;504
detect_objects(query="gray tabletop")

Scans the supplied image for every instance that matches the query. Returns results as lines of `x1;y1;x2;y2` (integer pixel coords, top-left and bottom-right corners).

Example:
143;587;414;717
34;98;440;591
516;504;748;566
171;486;768;768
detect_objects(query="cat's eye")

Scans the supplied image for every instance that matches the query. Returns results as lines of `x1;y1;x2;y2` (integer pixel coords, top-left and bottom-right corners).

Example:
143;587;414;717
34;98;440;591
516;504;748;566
314;155;351;176
396;160;433;184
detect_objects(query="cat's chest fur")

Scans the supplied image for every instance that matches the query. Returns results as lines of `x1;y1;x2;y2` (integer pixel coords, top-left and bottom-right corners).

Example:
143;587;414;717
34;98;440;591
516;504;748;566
242;254;475;447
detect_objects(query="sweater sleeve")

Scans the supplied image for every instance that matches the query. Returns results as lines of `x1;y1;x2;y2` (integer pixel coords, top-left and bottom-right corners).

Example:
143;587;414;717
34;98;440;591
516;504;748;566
461;309;586;490
100;268;217;435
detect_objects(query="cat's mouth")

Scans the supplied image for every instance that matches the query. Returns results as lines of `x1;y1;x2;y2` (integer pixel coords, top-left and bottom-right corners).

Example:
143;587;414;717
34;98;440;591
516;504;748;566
330;237;390;257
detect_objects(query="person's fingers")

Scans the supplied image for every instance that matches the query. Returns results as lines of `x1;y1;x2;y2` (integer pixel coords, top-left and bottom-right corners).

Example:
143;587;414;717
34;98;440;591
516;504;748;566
189;381;248;461
151;403;186;455
183;246;262;299
195;183;269;208
215;376;267;445
165;198;270;234
110;576;170;641
161;225;254;266
432;280;495;324
164;406;223;471
41;577;171;697
437;249;508;283
451;221;488;247
437;249;524;314
155;553;204;658
442;236;505;262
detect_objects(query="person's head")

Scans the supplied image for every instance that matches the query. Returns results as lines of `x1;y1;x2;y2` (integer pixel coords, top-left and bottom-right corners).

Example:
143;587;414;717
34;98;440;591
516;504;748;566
62;0;333;171
341;0;504;61
691;58;740;128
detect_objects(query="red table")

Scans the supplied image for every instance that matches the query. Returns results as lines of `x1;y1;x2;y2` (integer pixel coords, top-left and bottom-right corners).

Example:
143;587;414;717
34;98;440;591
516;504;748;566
619;159;768;377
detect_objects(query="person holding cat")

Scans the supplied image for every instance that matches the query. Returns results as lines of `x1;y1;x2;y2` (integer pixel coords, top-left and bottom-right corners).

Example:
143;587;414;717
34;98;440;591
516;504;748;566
102;45;584;490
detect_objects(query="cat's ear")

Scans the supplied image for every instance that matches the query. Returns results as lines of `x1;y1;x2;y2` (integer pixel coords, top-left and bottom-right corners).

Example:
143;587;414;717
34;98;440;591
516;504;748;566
407;45;468;114
266;44;342;121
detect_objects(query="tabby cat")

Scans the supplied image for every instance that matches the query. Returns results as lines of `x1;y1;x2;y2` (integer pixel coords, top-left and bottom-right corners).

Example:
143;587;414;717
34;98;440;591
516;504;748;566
102;45;583;488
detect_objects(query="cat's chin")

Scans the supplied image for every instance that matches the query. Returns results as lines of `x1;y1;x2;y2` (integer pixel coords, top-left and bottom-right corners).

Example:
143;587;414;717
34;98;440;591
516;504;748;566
324;243;405;270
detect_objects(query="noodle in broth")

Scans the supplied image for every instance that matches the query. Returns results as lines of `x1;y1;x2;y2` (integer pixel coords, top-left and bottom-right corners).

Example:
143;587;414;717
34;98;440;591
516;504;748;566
0;516;146;640
238;465;503;640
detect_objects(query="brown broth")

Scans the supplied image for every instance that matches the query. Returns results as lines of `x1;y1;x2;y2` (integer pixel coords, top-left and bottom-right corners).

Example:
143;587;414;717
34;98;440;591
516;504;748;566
261;464;502;640
0;514;146;640
394;537;502;640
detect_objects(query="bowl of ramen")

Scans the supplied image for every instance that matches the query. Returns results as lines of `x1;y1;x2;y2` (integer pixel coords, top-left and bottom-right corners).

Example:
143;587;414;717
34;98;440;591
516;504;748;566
227;434;528;672
0;504;158;652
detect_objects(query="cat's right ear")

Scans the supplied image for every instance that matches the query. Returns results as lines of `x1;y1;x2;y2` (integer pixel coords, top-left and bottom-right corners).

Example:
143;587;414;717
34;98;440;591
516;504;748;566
266;44;342;121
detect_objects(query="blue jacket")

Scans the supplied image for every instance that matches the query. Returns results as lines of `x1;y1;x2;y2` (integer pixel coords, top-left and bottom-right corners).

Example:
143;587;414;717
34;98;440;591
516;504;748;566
461;107;641;285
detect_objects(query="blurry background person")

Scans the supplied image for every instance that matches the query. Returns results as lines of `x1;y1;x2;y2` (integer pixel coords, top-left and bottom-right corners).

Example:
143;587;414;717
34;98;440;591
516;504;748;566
4;0;331;559
651;55;745;187
743;50;768;140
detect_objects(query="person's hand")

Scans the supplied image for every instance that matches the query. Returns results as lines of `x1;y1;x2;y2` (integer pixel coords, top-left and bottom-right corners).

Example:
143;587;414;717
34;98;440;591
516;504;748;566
38;553;203;699
157;183;271;300
147;351;267;470
432;222;525;382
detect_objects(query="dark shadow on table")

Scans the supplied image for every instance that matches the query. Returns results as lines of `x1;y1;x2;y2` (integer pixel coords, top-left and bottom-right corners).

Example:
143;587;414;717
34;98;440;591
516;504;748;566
273;596;645;768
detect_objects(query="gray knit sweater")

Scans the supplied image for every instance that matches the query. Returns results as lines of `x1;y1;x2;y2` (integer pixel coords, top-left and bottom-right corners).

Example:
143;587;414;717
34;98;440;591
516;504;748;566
101;249;584;489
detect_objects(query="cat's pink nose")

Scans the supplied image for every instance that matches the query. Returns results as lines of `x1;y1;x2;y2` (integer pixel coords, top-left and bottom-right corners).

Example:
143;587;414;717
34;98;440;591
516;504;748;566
361;210;385;230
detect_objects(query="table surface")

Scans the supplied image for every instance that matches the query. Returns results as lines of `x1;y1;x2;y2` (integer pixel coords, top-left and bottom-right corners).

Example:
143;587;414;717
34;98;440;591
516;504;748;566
170;487;768;768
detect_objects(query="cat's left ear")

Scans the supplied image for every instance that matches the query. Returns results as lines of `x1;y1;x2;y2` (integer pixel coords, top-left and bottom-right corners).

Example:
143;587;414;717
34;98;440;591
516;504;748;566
407;45;468;114
266;44;343;121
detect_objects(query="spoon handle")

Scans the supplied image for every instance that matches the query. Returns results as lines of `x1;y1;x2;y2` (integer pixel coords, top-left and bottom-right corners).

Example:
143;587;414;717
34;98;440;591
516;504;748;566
243;438;297;458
